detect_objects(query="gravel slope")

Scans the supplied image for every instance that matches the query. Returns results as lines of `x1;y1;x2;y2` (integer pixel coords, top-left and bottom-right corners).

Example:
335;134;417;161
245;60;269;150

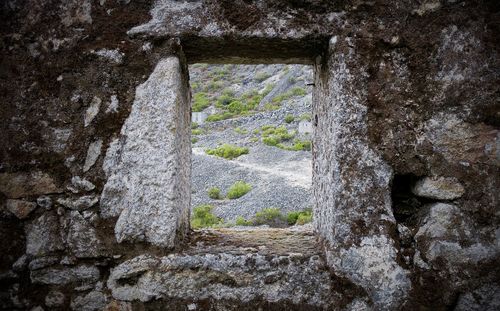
190;64;313;222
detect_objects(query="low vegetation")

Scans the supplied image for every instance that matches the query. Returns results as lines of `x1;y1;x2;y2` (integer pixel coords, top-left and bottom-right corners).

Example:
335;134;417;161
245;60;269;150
191;205;222;229
235;208;313;227
208;187;222;200
271;87;306;104
284;114;295;123
259;125;311;151
205;144;249;160
286;208;313;225
254;71;271;82
253;208;284;226
192;128;204;135
300;113;312;121
234;127;248;135
235;216;252;226
227;181;252;199
191;206;313;229
206;111;235;122
192;92;210;112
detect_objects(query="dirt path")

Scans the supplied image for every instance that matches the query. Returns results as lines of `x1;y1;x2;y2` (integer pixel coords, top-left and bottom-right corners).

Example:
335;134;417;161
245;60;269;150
192;147;312;189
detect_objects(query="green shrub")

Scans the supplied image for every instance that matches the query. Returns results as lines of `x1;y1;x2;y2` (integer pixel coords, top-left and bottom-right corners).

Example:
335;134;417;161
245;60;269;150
286;208;312;225
264;103;281;111
192;128;204;135
286;211;301;225
208;187;222;200
284;115;295;123
262;83;275;97
206;112;235;122
249;136;259;143
259;126;309;151
227;181;252;199
253;208;285;226
293;139;311;151
235;216;252;226
296;213;313;225
300;113;312;121
261;126;295;146
234;127;248;135
192;92;210;112
260;125;275;132
255;72;271;82
277;139;311;151
205;144;249;160
271;87;307;104
291;87;306;96
191;205;222;229
227;100;245;113
191;122;199;129
215;89;235;107
206;80;223;91
191;82;200;92
262;136;280;146
191;137;198;144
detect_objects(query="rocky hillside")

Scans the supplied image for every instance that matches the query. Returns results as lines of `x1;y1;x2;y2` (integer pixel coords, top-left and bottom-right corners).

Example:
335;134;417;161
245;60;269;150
189;64;314;224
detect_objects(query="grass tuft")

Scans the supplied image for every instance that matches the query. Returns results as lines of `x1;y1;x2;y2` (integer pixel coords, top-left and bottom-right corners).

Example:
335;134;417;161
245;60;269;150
191;205;222;229
227;181;252;199
205;144;249;160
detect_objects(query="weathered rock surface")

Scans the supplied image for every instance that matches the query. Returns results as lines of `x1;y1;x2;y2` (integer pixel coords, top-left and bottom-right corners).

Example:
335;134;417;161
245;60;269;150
455;284;500;311
65;211;105;258
0;172;62;199
100;57;191;248
415;203;499;265
83;139;103;172
107;227;362;308
313;36;411;308
45;290;66;308
71;290;107;311
412;176;465;200
57;195;99;211
68;176;96;193
84;96;101;127
6;199;37;219
25;212;64;256
30;265;100;285
36;196;53;210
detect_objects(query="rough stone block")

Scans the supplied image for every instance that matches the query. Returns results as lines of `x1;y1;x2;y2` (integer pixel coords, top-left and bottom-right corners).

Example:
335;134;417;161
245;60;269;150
25;212;64;256
57;195;98;211
66;211;104;258
412;176;465;200
0;172;62;199
100;57;191;248
30;265;100;285
71;291;107;311
6;199;37;219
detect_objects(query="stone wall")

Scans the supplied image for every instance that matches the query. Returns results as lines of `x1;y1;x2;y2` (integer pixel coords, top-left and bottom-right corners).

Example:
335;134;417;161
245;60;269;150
312;2;500;309
0;0;498;310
